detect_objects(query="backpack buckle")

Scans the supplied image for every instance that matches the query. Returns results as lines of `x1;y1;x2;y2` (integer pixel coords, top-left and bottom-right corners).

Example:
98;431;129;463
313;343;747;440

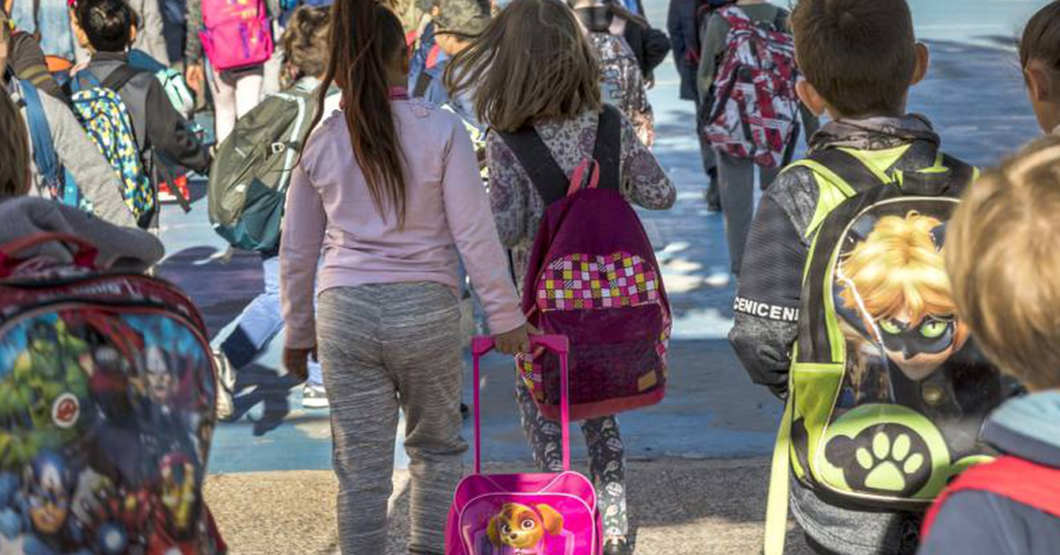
270;143;287;155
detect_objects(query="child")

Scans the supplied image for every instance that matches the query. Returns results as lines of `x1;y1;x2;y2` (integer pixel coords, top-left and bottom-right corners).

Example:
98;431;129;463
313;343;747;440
445;2;675;552
278;1;530;553
917;135;1060;555
570;0;655;146
730;0;972;553
698;0;793;278
73;0;211;185
1020;0;1060;136
183;0;270;144
0;86;163;274
213;5;335;417
1;7;135;228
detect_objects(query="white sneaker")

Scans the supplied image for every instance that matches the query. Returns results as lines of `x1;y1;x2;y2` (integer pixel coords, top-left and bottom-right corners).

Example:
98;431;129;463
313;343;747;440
302;384;329;409
212;350;237;420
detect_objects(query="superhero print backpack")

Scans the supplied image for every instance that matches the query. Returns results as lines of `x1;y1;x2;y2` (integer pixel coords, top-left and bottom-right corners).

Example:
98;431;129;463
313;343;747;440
779;146;1016;512
0;233;225;555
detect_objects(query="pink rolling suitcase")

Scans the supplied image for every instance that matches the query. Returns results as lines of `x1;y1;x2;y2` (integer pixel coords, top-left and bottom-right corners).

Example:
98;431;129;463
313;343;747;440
446;335;602;555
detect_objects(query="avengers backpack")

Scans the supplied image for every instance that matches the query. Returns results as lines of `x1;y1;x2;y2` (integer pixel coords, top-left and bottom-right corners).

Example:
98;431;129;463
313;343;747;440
0;233;226;555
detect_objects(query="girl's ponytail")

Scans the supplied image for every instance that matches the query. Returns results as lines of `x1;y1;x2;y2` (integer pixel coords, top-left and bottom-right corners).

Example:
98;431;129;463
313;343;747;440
309;0;409;225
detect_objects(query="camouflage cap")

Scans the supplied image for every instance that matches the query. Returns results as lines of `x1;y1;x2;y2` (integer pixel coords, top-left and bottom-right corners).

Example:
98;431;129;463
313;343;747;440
433;0;491;35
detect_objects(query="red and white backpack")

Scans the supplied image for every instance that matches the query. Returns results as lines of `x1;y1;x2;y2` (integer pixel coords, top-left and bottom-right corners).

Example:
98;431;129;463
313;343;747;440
703;5;800;168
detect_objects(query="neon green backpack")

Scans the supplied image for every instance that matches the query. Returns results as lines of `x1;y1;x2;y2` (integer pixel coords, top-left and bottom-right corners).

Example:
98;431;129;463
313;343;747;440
763;145;1016;554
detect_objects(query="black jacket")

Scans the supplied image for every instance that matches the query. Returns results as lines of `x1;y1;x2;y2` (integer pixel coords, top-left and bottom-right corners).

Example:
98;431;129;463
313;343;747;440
919;392;1060;555
82;52;210;175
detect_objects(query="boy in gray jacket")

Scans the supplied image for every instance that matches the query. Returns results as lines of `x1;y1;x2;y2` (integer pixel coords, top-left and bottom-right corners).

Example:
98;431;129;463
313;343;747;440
1;12;135;228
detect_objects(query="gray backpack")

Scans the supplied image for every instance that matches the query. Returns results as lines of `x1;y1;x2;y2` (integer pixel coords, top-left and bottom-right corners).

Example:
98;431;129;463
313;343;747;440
207;80;337;252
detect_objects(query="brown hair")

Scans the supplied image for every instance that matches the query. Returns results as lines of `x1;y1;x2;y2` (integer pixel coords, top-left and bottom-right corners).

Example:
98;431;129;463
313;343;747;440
443;0;602;132
946;135;1060;392
791;0;917;118
1021;0;1060;97
0;89;31;198
308;0;409;225
282;6;331;80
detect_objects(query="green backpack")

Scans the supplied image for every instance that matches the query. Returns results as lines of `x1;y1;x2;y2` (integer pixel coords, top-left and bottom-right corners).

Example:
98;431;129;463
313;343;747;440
207;80;336;252
763;144;1015;554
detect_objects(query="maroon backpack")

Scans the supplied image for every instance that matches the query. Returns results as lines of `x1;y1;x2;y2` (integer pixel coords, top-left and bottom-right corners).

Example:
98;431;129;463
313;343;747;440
702;5;799;168
498;106;672;422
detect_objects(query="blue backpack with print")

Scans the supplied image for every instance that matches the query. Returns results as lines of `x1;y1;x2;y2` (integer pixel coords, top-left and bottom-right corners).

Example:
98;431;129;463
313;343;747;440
68;67;155;227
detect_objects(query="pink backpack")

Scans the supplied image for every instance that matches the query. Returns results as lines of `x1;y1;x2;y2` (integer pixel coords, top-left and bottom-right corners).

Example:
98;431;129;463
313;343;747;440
703;5;800;168
200;0;274;71
497;105;671;422
446;336;602;555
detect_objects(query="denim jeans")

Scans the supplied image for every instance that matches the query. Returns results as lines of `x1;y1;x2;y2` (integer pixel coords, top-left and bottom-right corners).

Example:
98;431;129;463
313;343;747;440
11;0;76;61
221;254;324;386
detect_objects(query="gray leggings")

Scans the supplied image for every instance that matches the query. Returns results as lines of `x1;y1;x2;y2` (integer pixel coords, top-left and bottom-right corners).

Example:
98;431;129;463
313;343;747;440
317;283;466;555
516;380;628;538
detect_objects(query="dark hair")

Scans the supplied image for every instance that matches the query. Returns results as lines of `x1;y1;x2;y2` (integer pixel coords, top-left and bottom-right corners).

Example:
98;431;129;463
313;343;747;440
309;0;408;225
1021;0;1060;95
791;0;917;118
76;0;138;53
282;6;331;80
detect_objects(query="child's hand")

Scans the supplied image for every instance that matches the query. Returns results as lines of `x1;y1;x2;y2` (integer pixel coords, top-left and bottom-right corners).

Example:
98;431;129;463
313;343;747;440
495;323;537;356
283;347;316;382
185;63;205;92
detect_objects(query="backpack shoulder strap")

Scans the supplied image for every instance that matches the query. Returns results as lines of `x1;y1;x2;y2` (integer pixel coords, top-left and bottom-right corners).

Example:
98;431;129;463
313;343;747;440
17;79;61;184
593;105;622;191
101;65;146;93
923;456;1060;540
496;125;570;206
796;147;890;196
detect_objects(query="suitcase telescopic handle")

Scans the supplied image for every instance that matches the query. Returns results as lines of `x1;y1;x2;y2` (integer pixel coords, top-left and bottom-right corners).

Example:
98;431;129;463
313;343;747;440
471;335;570;475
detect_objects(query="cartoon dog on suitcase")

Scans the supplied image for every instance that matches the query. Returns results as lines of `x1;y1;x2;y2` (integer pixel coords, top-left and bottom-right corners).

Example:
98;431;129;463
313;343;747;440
486;502;564;554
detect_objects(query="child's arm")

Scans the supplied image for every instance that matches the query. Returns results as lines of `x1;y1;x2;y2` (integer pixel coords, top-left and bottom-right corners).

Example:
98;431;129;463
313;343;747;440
729;169;816;397
279;164;326;351
143;78;211;174
444;121;526;335
485;133;532;248
618;115;676;210
696;13;728;106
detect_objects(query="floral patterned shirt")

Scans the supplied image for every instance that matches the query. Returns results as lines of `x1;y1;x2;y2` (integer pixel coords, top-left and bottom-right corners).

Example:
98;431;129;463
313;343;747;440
588;32;655;146
487;108;676;285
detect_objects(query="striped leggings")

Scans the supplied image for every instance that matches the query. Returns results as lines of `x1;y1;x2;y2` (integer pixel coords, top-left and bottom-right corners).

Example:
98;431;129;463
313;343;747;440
317;283;466;554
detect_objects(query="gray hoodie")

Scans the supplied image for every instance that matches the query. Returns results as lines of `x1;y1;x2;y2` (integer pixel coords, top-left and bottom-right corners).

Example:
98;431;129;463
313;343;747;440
6;80;137;228
0;196;163;272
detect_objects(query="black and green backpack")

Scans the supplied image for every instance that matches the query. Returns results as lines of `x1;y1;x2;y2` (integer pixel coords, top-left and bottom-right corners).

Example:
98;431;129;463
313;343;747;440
764;143;1016;554
207;80;337;252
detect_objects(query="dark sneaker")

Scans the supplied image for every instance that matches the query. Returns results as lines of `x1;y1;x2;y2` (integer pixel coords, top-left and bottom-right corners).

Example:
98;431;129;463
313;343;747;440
302;384;330;409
